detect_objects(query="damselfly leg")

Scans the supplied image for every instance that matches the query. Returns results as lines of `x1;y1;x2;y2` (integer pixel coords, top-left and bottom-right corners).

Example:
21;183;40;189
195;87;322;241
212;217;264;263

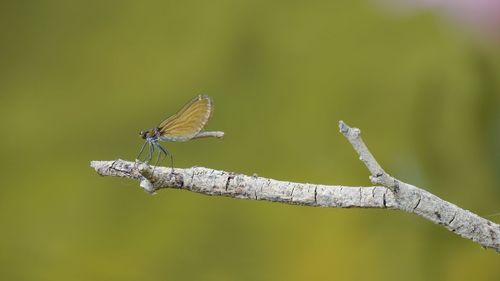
156;143;174;172
151;143;162;175
154;148;162;167
150;143;173;175
147;142;154;163
136;141;148;161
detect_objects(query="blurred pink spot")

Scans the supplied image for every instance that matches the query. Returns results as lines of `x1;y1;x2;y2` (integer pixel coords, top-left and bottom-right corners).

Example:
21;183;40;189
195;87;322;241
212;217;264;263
380;0;500;39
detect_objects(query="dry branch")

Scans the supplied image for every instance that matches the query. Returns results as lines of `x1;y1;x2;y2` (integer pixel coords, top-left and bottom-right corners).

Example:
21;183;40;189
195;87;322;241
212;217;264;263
90;121;500;252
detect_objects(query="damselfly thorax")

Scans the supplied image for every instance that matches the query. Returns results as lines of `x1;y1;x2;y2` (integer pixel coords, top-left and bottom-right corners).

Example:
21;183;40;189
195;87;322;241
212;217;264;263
136;95;223;170
140;128;161;142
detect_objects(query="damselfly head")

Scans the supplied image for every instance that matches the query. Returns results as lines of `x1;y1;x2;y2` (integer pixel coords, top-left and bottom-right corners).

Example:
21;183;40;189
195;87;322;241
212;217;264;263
139;130;148;139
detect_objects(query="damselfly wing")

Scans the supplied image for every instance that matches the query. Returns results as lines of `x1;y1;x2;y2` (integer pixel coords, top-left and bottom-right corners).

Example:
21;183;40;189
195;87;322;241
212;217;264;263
158;95;212;141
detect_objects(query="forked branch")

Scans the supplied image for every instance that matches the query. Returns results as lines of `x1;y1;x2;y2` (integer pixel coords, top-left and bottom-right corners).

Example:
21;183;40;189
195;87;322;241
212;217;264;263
90;121;500;252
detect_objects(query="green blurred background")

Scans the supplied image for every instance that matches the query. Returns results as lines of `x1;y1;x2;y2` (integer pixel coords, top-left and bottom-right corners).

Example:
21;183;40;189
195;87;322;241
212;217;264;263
1;1;499;280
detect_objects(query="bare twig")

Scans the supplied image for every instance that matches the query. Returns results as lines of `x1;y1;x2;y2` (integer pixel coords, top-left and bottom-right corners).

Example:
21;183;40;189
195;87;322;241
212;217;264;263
338;121;499;252
91;159;388;208
90;121;500;252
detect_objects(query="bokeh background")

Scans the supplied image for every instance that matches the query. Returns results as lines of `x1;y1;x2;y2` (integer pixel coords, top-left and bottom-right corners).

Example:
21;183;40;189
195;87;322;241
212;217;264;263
1;1;499;280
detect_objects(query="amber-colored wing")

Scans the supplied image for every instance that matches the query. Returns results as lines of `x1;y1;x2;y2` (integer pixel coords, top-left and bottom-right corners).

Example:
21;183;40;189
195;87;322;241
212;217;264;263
158;95;212;142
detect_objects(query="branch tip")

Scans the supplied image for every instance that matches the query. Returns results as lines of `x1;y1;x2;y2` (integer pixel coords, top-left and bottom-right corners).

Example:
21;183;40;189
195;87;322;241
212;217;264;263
338;120;348;133
339;120;361;138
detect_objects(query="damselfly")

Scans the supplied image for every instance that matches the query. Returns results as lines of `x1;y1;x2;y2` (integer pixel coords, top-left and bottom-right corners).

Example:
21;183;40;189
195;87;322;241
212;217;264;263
137;95;223;170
